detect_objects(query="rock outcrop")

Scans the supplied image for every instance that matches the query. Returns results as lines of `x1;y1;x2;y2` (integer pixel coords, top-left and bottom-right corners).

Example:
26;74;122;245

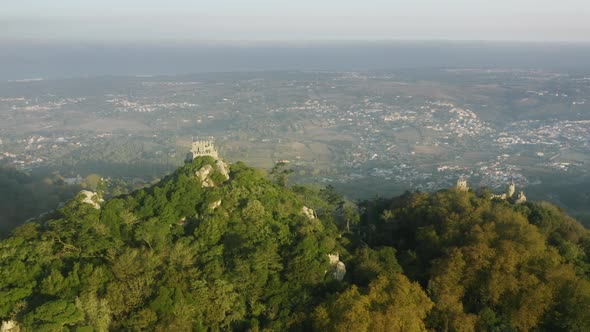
301;206;316;220
209;200;222;210
1;320;19;332
327;253;346;281
515;191;527;204
78;190;103;209
196;164;216;187
195;160;230;188
215;159;230;181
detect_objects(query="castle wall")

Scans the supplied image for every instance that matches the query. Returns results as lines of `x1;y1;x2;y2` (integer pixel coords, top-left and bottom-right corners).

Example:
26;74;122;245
190;140;218;159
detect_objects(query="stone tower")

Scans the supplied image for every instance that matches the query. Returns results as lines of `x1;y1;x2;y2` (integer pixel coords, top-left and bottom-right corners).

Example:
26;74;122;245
507;181;516;198
456;177;469;192
187;140;218;161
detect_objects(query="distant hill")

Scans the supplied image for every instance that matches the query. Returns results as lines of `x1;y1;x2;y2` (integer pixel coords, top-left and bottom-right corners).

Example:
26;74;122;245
0;165;81;237
1;157;589;331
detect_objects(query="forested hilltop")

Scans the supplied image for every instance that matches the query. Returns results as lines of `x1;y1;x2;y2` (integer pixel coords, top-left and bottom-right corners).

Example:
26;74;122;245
1;157;590;331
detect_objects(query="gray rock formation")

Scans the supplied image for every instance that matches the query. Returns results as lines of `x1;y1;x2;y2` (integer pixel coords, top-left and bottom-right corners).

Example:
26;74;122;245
1;320;19;332
78;190;103;209
215;159;230;181
301;206;316;220
327;253;346;281
195;160;230;188
195;164;216;187
209;200;222;210
515;191;527;204
334;262;346;281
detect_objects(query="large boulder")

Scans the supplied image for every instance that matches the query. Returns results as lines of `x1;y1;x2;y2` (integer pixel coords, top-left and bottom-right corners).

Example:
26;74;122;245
216;159;230;181
195;164;216;187
195;160;230;187
78;190;103;209
515;191;527;204
209;200;222;210
1;320;19;332
327;253;346;281
301;206;316;220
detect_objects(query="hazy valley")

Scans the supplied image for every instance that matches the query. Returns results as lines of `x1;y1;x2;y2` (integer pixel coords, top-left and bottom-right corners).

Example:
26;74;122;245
1;67;589;234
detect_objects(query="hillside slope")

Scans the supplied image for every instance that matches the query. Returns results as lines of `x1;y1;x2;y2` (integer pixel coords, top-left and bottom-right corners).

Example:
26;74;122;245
1;157;589;331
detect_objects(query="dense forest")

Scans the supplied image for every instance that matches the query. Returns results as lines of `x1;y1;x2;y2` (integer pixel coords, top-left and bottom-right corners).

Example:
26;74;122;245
1;157;590;331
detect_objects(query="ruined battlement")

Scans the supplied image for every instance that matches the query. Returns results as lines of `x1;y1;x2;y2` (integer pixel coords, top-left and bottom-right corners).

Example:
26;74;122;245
188;139;218;160
481;179;526;204
456;177;469;192
507;181;516;198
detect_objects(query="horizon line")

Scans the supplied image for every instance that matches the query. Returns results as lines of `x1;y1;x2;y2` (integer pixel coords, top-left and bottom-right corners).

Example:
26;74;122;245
3;38;590;46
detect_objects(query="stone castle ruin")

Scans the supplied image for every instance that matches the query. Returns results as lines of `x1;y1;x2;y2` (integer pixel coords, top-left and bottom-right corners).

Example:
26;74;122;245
187;138;230;187
490;180;526;203
491;181;514;200
186;139;219;161
456;177;526;204
507;181;516;198
456;177;469;192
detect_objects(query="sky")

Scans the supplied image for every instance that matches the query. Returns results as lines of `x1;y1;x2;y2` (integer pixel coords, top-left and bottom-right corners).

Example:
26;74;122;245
2;0;590;42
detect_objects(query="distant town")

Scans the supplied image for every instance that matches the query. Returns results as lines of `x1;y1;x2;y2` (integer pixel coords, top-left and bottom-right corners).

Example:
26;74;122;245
1;68;589;216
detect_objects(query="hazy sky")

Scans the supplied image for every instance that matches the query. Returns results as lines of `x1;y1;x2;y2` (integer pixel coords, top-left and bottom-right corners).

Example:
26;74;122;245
2;0;590;42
